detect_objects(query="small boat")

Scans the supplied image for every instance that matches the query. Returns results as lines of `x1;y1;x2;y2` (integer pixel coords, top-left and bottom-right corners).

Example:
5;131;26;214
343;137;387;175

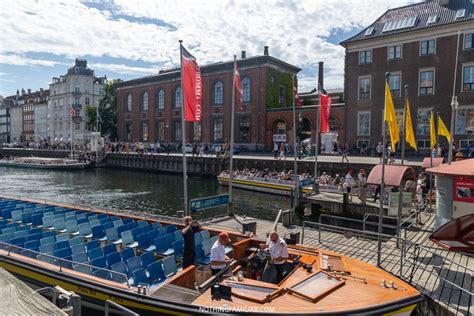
0;157;88;170
0;195;423;315
218;173;327;196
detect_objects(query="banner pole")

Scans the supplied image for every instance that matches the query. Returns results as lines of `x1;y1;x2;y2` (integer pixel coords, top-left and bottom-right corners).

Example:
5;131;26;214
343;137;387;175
292;75;299;209
228;56;237;216
448;30;461;164
179;40;188;217
313;82;320;183
397;84;408;246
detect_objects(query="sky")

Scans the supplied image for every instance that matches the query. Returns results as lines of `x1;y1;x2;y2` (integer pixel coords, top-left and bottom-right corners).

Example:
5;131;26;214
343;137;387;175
0;0;420;97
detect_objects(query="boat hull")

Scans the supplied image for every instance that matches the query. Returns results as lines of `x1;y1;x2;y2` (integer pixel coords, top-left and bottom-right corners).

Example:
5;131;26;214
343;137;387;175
217;176;314;196
0;161;87;170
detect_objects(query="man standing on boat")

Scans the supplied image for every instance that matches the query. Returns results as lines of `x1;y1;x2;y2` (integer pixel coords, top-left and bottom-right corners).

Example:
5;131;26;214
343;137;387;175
182;216;201;268
210;232;231;275
261;231;289;283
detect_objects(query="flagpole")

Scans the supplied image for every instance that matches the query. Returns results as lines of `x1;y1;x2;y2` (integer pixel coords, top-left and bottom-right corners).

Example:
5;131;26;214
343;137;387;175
228;55;237;216
70;106;73;158
448;30;461;164
179;40;189;216
396;84;408;245
313;82;321;184
292;75;299;208
428;109;435;213
378;72;390;267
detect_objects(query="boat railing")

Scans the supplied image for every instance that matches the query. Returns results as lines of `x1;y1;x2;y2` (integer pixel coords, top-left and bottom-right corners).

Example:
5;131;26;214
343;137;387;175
0;242;130;288
105;300;138;316
301;220;473;316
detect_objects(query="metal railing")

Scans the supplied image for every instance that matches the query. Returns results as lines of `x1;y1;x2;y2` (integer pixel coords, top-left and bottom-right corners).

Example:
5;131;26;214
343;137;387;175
0;242;130;288
301;219;473;316
105;300;138;316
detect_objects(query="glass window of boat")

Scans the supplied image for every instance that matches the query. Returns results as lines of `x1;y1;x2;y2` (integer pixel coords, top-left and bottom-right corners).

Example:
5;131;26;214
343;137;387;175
288;271;345;302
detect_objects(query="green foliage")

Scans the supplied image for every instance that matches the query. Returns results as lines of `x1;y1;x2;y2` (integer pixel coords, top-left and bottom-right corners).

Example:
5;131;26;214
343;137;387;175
86;79;122;140
265;68;293;109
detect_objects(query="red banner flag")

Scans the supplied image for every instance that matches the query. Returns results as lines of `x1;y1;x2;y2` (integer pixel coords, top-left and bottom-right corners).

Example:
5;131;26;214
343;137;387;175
234;60;244;111
319;89;332;133
293;85;302;106
181;46;202;122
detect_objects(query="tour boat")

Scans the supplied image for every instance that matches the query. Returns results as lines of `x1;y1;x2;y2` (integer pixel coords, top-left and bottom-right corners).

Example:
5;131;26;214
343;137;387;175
218;173;325;196
0;195;423;315
0;157;88;170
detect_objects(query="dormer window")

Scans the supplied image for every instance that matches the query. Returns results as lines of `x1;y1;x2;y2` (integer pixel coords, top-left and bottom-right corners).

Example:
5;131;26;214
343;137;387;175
364;27;374;36
427;15;437;25
455;9;466;19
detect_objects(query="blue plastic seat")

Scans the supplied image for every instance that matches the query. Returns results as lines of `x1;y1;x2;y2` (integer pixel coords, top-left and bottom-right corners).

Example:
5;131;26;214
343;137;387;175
103;244;117;257
121;230;138;248
73;264;92;275
164;233;175;248
71;244;86;255
131;227;143;239
55;240;70;250
54;218;67;233
202;238;213;256
89;219;101;228
13;230;28;239
111;261;129;282
126;256;142;273
116;224;127;237
70;236;84;247
11;210;23;223
90;256;107;269
132;268;148;287
154;237;174;256
66;221;79;235
54;247;72;259
137;233;152;251
106;252;122;268
162;256;177;277
78;222;93;239
147;261;166;283
140;251;155;268
126;222;137;231
166;225;177;234
137;220;148;228
24;240;40;251
151;222;162;229
56;233;70;242
77;218;88;225
106;228;122;245
110;215;121;222
174;230;183;242
147;230;159;243
157;227;167;236
121;248;135;262
123;218;134;225
93;269;111;280
200;230;211;241
86;239;100;252
88;247;104;260
113;219;123;228
37;254;55;264
72;252;88;263
195;244;210;265
172;240;184;259
194;232;202;245
40;236;55;246
32;213;43;227
91;225;106;241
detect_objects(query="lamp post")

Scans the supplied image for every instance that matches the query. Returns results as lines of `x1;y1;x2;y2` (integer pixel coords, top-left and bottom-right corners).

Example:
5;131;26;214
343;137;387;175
448;96;458;164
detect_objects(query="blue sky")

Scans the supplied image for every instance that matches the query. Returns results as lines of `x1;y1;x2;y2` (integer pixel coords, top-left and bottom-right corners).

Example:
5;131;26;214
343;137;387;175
0;0;417;97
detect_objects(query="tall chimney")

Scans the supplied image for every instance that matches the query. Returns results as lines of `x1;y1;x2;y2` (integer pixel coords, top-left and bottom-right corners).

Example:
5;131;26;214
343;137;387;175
318;62;324;90
241;50;246;59
21;88;25;96
16;89;19;96
264;46;269;56
27;89;31;95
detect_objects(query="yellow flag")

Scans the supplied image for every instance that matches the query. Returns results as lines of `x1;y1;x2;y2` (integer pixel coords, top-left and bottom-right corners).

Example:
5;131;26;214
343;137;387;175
405;99;417;150
430;111;436;149
438;116;451;143
384;81;399;151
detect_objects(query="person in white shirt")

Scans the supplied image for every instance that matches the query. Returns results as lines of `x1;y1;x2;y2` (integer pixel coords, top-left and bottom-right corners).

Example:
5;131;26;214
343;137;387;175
261;231;288;283
210;232;231;275
358;169;367;205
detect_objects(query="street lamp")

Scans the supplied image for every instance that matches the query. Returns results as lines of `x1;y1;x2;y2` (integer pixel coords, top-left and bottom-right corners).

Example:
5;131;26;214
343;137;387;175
448;96;458;164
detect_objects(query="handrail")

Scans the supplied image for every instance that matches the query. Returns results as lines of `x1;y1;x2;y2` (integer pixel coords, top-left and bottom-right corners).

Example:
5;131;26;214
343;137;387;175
104;300;138;316
0;242;130;288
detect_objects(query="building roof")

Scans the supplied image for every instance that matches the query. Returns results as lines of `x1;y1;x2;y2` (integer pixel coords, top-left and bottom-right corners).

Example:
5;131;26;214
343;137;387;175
117;54;301;89
341;0;474;46
367;164;416;187
422;157;445;168
426;159;474;176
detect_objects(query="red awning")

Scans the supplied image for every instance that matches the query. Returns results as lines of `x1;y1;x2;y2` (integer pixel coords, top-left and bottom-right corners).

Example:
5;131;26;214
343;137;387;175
429;214;474;253
366;165;416;187
426;159;474;176
422;157;444;168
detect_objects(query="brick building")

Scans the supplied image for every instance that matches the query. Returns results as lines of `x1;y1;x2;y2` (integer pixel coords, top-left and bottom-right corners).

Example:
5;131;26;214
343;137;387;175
117;47;305;151
341;0;474;153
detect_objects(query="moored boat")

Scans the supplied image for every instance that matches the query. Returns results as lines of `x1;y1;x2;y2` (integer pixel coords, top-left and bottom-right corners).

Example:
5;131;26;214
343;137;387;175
0;195;423;315
0;157;88;170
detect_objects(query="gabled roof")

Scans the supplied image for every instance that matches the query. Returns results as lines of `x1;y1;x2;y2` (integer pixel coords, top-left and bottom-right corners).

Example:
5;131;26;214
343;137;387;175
341;0;473;46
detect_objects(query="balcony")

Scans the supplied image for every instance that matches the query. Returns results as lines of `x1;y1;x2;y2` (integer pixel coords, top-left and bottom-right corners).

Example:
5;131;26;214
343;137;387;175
72;104;82;110
72;90;81;97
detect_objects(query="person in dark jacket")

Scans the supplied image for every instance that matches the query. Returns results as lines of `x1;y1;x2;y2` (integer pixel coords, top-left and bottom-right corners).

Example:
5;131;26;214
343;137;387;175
182;216;201;268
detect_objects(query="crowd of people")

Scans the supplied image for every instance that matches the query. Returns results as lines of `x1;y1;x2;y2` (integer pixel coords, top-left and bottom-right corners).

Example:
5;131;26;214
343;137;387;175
220;168;313;184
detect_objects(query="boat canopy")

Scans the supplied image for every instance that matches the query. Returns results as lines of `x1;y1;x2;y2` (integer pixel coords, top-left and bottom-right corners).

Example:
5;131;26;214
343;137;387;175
429;214;474;253
366;165;416;187
426;159;474;176
422;157;444;169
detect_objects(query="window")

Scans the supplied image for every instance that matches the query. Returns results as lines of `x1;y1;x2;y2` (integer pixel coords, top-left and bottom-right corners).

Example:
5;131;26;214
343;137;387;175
459;139;474;149
142;122;148;141
157;89;165;110
142;91;148;112
174;87;182;108
357;140;370;148
85;97;90;105
173;121;181;141
214;81;223;105
455;9;466;19
364;27;374;36
127;94;132;112
158;121;165;141
357;111;371;136
417;139;431;149
213;117;223;142
427;15;437;25
416;108;431;135
277;121;286;134
419;70;434;95
455;106;474;134
465;34;473;49
388;45;401;60
389;74;401;97
193;122;201;141
420;39;435;55
75;98;80;106
359;50;372;64
242;77;251;103
463;66;474;91
358;77;371;100
239;116;250;142
382;16;417;33
126;123;132;142
279;85;286;106
74;87;80;93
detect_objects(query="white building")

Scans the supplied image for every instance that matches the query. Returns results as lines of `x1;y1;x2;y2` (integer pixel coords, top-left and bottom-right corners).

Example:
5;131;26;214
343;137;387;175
48;58;105;142
10;104;23;143
34;90;49;141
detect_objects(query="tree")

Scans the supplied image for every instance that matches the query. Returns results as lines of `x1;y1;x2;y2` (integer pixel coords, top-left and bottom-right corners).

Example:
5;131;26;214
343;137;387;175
86;79;122;141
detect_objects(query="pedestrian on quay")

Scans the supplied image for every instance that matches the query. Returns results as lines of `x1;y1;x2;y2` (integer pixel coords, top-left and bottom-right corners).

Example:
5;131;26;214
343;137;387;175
273;142;279;159
341;146;349;163
182;216;201;268
358;169;367;205
279;143;286;160
376;142;383;163
345;169;353;200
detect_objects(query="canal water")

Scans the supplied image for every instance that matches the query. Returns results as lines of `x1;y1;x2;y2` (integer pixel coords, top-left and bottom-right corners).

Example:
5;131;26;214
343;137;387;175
0;167;304;223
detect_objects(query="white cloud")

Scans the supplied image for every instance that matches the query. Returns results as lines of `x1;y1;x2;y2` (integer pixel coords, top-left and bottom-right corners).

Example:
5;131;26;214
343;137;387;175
90;63;158;75
0;0;419;90
0;54;60;67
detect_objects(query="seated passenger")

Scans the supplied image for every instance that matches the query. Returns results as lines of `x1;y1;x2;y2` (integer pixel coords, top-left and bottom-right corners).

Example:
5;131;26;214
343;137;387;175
210;232;231;275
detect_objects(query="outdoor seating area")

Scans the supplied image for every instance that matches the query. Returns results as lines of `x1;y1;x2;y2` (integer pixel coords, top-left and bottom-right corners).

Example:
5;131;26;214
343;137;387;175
0;198;214;288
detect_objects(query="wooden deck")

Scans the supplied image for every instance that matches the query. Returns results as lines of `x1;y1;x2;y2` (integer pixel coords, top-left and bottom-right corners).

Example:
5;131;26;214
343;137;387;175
203;211;473;315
